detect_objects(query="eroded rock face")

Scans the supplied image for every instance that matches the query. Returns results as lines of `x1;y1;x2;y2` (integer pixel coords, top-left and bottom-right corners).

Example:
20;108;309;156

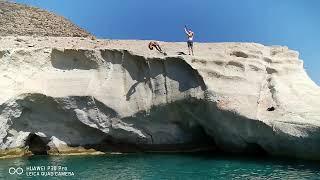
0;37;319;160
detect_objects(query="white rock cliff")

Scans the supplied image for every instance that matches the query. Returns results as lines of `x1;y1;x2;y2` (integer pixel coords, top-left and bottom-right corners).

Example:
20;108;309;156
0;36;319;159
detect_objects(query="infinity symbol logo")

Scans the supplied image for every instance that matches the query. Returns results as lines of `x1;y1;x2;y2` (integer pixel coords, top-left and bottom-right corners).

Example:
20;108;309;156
8;167;24;175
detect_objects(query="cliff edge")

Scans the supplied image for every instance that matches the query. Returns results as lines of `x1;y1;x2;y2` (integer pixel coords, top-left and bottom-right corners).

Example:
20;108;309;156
0;36;319;160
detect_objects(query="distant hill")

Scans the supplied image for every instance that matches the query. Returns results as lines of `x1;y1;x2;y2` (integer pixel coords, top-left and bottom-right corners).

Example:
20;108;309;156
0;1;93;37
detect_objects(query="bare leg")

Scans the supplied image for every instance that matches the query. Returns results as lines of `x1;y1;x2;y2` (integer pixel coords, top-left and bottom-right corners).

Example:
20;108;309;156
155;45;163;53
191;47;194;56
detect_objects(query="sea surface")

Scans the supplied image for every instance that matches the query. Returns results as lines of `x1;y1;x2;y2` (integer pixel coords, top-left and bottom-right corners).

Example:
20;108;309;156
1;153;320;180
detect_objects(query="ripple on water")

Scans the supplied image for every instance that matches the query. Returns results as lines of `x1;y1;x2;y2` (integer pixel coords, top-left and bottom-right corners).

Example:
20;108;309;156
0;154;319;179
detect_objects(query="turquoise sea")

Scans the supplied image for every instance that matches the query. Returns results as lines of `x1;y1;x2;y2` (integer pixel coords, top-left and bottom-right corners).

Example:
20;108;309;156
1;153;320;180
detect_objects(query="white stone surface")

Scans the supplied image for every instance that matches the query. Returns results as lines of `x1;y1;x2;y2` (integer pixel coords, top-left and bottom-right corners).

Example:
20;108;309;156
0;36;319;159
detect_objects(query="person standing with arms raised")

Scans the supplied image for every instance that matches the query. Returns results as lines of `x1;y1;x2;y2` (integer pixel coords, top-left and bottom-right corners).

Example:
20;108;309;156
184;25;194;55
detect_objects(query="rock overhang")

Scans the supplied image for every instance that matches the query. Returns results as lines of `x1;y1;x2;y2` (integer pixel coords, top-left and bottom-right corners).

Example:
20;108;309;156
0;37;318;160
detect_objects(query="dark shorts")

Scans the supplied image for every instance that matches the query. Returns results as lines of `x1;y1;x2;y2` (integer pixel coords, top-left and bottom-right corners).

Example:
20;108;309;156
187;40;193;48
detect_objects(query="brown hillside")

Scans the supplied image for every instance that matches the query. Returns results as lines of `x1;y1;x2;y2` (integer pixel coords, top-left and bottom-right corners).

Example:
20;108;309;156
0;1;93;37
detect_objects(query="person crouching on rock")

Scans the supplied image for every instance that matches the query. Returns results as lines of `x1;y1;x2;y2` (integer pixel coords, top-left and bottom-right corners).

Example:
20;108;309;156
148;41;166;55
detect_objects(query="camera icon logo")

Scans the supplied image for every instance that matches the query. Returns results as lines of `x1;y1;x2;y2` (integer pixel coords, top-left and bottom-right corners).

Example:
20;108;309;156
8;167;24;175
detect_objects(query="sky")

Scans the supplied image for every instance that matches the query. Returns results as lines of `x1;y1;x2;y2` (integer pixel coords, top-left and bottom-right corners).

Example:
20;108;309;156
14;0;320;85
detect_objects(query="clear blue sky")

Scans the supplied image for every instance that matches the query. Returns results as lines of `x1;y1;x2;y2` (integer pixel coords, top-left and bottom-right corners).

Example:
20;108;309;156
15;0;320;85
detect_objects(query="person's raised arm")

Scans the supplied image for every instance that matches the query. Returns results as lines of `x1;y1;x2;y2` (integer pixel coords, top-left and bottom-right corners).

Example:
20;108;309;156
184;25;189;34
